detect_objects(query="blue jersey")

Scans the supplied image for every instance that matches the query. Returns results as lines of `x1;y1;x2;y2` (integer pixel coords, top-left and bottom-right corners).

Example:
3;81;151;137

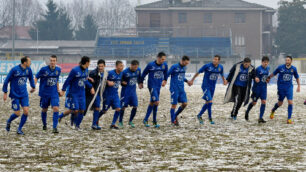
104;69;123;97
253;65;270;89
140;61;168;89
273;64;299;89
167;63;188;91
36;65;61;98
2;64;35;99
198;63;224;89
62;66;92;97
234;64;249;87
121;67;141;97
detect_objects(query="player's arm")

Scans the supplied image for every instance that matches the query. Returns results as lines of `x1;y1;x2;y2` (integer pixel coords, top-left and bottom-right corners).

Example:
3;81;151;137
61;69;75;94
34;68;42;85
226;64;236;83
106;73;115;87
139;64;150;88
2;68;14;101
294;68;300;92
220;67;228;85
28;69;36;93
267;67;279;83
85;80;95;95
190;64;207;85
162;63;168;87
121;71;128;86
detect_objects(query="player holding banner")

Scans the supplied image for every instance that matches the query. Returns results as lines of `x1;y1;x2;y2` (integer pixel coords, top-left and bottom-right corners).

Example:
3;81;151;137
166;56;191;126
139;52;168;128
267;56;300;124
35;55;61;133
3;56;36;135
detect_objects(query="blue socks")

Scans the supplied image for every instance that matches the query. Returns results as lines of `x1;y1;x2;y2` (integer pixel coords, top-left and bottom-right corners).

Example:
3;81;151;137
272;103;279;112
144;105;153;122
207;103;213;120
119;109;125;123
259;104;266;119
18;114;28;131
246;103;253;114
41;112;47;126
92;110;99;126
111;111;120;125
76;113;84;128
175;106;184;118
53;112;59;129
7;113;19;124
198;104;208;117
153;105;158;123
288;104;293;119
170;108;175;123
129;108;137;122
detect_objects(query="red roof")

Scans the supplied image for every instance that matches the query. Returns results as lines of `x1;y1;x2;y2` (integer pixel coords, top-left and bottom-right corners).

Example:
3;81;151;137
0;26;32;40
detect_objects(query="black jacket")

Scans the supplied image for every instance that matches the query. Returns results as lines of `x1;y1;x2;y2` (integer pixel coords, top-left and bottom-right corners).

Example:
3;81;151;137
85;68;103;97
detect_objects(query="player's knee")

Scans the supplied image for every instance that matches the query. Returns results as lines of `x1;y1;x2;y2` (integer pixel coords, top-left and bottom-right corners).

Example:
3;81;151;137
115;108;121;112
53;106;59;112
182;103;187;108
288;100;293;105
278;102;283;106
171;104;177;109
14;111;21;116
252;102;257;106
94;107;100;111
154;101;159;106
261;100;266;104
42;108;48;113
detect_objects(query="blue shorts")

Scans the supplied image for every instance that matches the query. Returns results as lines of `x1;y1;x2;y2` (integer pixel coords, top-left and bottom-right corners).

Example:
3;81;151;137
11;96;29;111
121;93;138;107
149;87;161;102
170;89;187;105
65;95;86;111
278;86;293;101
103;95;121;111
202;87;215;101
40;96;59;108
92;96;101;108
251;87;267;102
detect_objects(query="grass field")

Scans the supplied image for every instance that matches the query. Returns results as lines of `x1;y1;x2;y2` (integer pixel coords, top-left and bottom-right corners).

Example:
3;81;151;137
0;85;305;171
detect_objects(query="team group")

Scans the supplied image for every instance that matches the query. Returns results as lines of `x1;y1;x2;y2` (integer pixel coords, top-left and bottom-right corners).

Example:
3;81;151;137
2;52;301;134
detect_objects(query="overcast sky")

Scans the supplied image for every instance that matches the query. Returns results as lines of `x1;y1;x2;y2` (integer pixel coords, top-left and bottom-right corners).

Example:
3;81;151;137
48;0;282;9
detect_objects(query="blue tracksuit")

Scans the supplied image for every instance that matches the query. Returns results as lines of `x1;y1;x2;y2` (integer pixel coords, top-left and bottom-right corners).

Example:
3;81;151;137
62;66;92;111
36;66;61;108
273;64;299;101
198;63;224;101
140;61;168;102
167;63;188;105
251;65;270;101
3;64;35;111
234;64;249;88
121;67;141;107
103;69;122;110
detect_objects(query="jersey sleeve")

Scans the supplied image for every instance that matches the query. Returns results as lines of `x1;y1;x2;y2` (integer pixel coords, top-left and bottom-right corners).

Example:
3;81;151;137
163;63;168;81
273;66;281;76
293;67;299;79
140;64;150;83
28;68;35;88
2;68;14;93
198;64;208;73
35;68;43;79
166;65;175;81
62;68;75;91
220;66;224;77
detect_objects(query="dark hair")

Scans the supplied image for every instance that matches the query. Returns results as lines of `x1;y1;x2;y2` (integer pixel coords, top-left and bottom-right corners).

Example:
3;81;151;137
21;56;29;64
262;56;269;62
50;55;57;59
116;60;123;66
214;55;221;60
243;57;251;63
286;55;293;61
157;52;166;58
131;60;139;65
80;56;90;65
182;55;190;61
97;59;105;65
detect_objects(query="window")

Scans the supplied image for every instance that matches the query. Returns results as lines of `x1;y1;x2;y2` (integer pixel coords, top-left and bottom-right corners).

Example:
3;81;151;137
178;13;187;23
150;13;160;27
234;13;246;23
203;13;212;23
235;35;245;46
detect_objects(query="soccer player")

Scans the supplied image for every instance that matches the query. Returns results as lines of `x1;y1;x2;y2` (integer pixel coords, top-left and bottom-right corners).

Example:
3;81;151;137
267;56;300;124
190;55;227;125
3;56;35;135
245;56;270;123
224;57;255;120
85;59;107;130
59;56;95;129
35;55;61;133
100;61;124;129
119;60;141;128
166;56;191;126
139;52;168;128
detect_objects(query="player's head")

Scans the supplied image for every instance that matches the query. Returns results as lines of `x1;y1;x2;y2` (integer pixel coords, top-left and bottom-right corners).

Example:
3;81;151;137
116;60;124;72
49;55;57;69
21;56;31;67
212;55;221;66
180;55;190;66
243;57;251;68
97;59;105;72
130;60;139;72
285;56;292;66
80;56;90;69
261;56;269;68
156;52;166;65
